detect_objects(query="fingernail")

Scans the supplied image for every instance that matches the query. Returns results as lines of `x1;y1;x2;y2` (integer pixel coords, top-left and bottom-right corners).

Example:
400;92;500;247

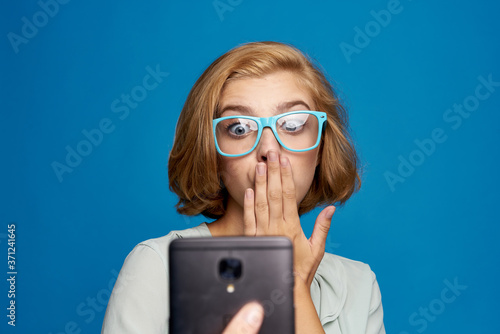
325;206;336;219
268;151;278;162
280;156;288;167
245;188;253;200
257;163;266;176
245;303;264;327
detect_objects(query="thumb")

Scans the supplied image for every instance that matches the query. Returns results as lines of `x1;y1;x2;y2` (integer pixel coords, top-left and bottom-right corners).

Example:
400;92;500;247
222;302;264;334
309;206;335;254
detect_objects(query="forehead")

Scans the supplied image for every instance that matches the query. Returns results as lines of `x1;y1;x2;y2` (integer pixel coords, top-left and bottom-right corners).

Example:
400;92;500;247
218;71;315;116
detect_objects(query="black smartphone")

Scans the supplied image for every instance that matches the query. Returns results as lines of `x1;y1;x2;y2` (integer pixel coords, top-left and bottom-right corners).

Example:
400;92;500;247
168;236;295;334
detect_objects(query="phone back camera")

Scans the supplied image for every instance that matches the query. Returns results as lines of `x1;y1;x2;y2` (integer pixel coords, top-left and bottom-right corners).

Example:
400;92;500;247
219;258;242;280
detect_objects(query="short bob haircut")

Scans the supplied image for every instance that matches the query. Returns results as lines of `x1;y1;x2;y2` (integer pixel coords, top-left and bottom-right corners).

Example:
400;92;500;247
168;41;360;219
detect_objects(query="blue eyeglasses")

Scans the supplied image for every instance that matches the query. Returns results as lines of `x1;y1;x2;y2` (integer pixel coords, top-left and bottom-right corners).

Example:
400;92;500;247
213;111;327;157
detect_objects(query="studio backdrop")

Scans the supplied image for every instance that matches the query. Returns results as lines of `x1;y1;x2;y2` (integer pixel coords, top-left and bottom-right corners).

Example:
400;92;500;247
1;0;499;333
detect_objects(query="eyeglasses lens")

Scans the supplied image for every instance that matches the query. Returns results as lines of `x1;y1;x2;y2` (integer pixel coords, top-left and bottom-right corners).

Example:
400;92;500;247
215;113;319;156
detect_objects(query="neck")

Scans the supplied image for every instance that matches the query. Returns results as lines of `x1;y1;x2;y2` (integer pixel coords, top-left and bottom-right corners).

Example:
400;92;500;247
207;198;245;237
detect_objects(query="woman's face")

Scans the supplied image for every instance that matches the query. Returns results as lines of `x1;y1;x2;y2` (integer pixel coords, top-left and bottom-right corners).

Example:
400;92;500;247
218;71;321;212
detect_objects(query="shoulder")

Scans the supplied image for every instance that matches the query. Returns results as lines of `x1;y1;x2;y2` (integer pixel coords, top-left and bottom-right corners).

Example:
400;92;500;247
312;252;383;330
315;253;376;294
322;252;376;281
102;223;212;333
128;223;212;268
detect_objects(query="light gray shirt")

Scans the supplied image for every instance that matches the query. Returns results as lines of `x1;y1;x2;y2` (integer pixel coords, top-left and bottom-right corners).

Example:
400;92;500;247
102;223;385;333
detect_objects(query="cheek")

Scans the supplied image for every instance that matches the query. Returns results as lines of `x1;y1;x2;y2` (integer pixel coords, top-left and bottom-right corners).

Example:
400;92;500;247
293;164;316;192
220;161;236;186
290;150;320;200
220;159;251;189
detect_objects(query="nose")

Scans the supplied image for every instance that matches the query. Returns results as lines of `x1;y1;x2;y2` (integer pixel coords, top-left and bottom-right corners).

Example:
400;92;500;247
256;128;281;162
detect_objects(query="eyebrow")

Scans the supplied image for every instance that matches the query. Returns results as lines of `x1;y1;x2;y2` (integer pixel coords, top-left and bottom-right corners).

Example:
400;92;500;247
278;100;312;112
218;100;312;117
218;105;252;116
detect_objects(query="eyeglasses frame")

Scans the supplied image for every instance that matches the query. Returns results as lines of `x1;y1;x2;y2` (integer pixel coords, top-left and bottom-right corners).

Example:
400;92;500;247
212;110;327;157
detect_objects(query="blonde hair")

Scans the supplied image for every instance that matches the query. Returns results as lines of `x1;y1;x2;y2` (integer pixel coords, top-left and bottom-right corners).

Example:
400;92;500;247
168;41;360;219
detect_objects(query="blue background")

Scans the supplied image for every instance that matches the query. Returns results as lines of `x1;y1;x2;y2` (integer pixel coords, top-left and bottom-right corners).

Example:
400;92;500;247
2;0;499;333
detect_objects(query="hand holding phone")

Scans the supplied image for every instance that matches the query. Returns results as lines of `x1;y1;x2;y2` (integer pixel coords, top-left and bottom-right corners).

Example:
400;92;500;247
222;302;264;334
169;236;295;334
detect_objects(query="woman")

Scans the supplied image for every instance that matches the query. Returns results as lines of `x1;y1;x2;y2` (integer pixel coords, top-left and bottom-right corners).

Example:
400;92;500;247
102;41;385;333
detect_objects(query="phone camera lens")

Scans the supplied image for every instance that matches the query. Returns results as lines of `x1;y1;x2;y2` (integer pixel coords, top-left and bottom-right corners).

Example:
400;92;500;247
219;258;242;280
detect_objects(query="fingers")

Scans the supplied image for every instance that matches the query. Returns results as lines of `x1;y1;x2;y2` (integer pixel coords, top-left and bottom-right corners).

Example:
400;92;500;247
243;189;256;236
251;151;297;235
222;302;264;334
310;206;335;257
254;162;268;234
266;151;283;225
279;156;299;220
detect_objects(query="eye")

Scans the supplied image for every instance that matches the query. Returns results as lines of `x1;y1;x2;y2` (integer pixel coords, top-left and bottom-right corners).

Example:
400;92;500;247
278;117;306;133
283;120;301;131
227;121;252;137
